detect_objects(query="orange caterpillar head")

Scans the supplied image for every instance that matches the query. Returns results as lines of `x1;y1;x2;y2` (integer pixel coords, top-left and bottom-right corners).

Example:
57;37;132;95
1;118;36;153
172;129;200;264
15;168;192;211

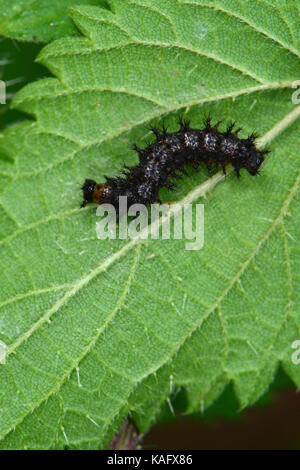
81;179;112;207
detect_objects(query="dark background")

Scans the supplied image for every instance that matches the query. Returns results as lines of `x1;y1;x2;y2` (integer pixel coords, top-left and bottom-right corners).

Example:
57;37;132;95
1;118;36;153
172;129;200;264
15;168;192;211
1;39;299;452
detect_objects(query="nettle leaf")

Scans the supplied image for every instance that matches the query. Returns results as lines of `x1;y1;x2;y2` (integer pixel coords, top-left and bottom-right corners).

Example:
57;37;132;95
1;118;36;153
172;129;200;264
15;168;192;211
0;0;108;43
0;0;299;450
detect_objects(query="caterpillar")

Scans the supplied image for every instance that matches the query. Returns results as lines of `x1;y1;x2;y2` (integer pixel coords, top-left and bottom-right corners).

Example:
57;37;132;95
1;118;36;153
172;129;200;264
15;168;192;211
81;117;268;210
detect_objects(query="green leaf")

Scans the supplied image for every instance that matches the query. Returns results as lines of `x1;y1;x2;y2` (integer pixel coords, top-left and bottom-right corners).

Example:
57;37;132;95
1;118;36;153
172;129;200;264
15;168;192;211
0;0;108;43
0;0;299;449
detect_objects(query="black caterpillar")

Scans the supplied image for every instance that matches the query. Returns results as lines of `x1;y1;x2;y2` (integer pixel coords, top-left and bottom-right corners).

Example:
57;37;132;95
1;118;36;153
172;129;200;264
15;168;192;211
81;117;268;210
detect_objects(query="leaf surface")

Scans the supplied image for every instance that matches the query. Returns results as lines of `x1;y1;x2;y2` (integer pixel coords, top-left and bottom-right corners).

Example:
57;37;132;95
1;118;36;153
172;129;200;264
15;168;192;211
0;0;299;449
